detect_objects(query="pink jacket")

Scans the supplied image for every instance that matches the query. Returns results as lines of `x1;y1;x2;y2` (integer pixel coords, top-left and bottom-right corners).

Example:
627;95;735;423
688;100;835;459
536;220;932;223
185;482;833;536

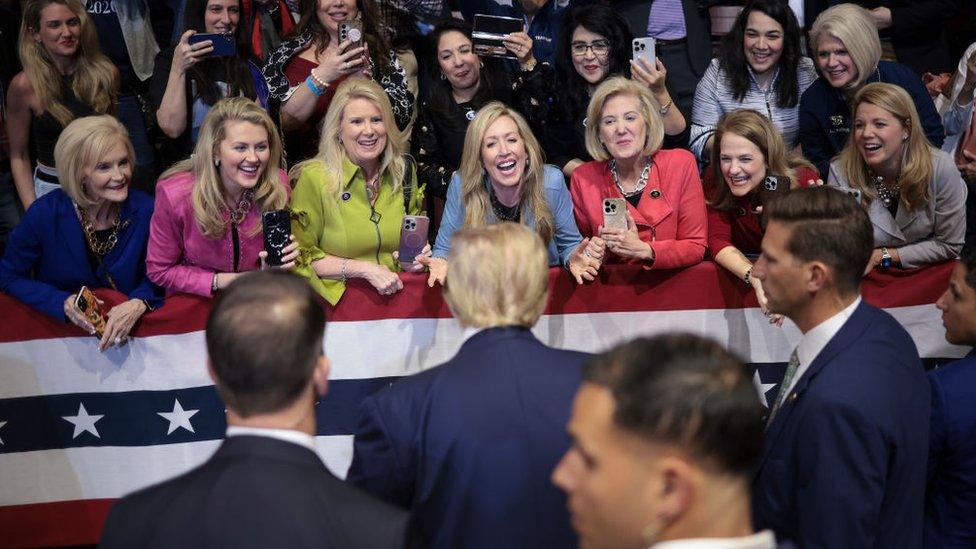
570;149;707;270
146;169;290;296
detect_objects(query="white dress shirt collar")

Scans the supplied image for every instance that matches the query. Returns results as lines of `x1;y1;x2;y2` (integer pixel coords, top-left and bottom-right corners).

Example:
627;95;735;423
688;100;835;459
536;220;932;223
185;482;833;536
225;426;317;453
786;296;862;397
651;530;777;549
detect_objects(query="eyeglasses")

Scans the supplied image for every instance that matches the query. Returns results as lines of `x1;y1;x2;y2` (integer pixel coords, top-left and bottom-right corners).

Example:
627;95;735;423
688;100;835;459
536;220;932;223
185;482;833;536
570;40;610;57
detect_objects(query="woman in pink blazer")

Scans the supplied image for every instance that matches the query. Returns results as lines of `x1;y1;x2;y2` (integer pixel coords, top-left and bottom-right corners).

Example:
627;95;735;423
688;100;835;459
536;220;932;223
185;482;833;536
570;77;707;270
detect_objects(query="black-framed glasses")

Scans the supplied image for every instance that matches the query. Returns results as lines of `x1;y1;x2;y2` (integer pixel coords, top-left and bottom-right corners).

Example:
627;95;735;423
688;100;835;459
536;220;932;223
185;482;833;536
570;39;610;57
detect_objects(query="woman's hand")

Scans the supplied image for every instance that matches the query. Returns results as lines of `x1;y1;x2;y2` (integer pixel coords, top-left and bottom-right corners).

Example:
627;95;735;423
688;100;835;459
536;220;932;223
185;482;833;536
394;243;432;273
568;238;601;284
171;30;213;75
631;57;668;97
315;40;366;84
64;294;96;335
362;262;404;296
600;213;654;261
583;234;606;263
503;31;535;68
749;276;784;326
259;235;300;271
417;256;447;287
100;299;148;351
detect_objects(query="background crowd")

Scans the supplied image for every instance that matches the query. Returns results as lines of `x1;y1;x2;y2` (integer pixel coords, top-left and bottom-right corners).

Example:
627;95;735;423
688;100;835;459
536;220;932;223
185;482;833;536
1;0;976;547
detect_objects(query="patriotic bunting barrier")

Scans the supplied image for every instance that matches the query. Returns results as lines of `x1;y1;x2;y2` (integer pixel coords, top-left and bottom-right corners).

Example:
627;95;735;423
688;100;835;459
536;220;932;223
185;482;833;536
0;261;965;547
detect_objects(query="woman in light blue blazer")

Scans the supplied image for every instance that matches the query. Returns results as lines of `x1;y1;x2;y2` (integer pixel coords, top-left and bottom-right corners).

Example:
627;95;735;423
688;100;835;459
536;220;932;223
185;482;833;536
423;102;600;285
0;116;162;350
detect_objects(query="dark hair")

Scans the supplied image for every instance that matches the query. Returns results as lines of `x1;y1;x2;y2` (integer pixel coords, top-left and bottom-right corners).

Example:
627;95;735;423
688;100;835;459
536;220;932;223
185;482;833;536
555;4;633;120
423;19;507;133
962;250;976;290
584;334;763;477
766;186;873;295
718;0;804;108
183;0;256;106
206;271;325;417
289;0;391;68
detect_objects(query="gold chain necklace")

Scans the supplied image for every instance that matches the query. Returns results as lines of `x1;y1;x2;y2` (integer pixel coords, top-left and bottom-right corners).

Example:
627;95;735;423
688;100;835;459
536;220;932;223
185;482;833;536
76;204;121;257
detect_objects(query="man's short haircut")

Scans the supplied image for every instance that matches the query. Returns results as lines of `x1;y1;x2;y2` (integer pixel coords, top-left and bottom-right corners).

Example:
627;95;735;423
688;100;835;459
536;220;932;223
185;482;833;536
962;250;976;291
766;186;873;295
445;222;549;328
206;271;325;417
584;334;763;477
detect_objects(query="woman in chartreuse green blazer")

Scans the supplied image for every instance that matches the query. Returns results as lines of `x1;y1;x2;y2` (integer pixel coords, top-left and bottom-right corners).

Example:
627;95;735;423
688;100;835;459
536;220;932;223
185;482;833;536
290;78;425;305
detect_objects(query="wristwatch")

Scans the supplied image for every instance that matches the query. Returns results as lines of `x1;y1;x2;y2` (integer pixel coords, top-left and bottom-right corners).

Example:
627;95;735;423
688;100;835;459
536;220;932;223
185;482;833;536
879;247;892;270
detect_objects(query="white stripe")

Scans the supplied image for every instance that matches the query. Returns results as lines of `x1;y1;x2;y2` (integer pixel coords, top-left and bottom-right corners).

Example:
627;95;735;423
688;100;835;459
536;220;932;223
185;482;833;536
0;435;353;506
0;306;965;399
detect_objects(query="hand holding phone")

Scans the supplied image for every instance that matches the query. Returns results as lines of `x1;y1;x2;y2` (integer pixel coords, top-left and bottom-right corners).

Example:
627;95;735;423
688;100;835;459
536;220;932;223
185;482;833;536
338;21;364;48
632;38;656;69
473;14;524;59
602;198;629;231
262;209;292;267
73;286;107;338
398;215;430;264
188;32;235;57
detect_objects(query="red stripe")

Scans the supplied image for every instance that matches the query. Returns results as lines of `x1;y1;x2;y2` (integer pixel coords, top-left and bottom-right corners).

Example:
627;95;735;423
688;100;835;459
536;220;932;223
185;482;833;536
0;261;954;343
0;499;115;547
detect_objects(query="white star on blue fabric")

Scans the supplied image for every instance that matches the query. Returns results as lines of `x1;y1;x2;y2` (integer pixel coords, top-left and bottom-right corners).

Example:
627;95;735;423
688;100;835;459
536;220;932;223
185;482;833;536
157;399;199;435
62;403;104;439
753;369;778;408
0;420;6;445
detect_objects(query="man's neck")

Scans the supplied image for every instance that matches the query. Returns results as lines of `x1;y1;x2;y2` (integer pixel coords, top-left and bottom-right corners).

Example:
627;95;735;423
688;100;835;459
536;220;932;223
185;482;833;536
794;291;859;334
225;394;316;437
661;481;755;541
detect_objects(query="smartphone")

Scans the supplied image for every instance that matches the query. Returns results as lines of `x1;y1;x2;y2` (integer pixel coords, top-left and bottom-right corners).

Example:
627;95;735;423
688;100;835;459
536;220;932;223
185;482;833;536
262;209;291;267
602;198;628;231
74;286;107;338
844;188;863;203
472;14;523;59
338;20;364;48
632;37;656;68
188;32;235;57
398;215;430;264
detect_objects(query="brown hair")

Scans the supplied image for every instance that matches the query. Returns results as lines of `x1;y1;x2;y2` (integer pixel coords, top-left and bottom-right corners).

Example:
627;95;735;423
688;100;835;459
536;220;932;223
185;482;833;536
290;0;391;67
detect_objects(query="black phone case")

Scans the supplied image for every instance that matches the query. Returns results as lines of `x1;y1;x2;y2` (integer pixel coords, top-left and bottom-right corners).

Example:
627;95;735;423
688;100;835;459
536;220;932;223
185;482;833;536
262;210;291;267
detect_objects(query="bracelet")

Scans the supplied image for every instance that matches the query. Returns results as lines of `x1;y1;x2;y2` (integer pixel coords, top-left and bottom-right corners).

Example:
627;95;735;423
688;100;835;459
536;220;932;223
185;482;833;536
743;267;752;285
211;273;219;295
305;75;325;97
340;258;349;282
659;98;673;116
310;68;330;91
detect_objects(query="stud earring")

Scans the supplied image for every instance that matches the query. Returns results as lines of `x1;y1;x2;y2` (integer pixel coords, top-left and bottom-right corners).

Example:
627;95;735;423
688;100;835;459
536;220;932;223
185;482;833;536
214;159;220;167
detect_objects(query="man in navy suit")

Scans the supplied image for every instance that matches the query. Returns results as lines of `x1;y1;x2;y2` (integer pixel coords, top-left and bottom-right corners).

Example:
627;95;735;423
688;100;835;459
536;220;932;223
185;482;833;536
751;187;930;548
100;271;407;549
552;334;777;549
346;222;588;549
926;251;976;547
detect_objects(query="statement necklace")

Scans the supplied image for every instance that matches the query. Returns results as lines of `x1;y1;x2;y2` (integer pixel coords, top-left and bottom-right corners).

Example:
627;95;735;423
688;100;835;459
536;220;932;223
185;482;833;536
227;189;255;224
609;156;652;197
365;173;381;204
77;204;121;257
870;172;901;210
488;181;520;222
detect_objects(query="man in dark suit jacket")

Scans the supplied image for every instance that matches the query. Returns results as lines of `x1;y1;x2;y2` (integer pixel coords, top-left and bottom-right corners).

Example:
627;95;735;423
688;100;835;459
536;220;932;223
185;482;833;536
926;252;976;547
751;187;930;548
100;271;408;549
347;222;588;549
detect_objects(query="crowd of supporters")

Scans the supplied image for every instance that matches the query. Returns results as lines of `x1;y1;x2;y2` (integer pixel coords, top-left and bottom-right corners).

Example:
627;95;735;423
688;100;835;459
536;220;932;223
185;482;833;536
1;0;976;547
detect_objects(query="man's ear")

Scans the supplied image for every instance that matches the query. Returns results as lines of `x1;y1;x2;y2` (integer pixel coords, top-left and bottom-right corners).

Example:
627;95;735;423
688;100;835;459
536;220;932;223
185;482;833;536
655;455;696;527
312;355;330;398
806;261;830;293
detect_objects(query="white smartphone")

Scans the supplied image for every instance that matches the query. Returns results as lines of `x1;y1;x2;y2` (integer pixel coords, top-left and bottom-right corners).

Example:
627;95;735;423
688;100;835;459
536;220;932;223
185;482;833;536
632;37;656;68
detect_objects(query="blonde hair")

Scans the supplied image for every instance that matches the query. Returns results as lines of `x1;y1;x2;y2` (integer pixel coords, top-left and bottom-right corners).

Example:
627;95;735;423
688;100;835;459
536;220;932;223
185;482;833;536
161;97;287;238
289;77;406;198
809;4;881;91
19;0;118;127
457;102;554;244
585;76;665;161
838;82;933;211
445;222;549;328
708;110;815;211
54;115;134;208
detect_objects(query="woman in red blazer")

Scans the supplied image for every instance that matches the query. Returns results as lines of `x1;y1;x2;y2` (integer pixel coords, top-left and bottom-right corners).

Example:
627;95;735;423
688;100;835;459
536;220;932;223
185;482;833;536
570;77;707;270
704;109;819;314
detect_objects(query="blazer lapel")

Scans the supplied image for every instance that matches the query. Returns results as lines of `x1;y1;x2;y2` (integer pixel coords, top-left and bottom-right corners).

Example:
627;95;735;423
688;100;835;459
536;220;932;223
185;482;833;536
57;194;97;278
895;202;919;234
868;199;906;241
101;199;140;272
755;302;873;475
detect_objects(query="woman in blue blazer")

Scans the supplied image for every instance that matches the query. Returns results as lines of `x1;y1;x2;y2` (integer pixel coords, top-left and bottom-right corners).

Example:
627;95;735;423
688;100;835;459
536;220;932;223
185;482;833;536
0;116;162;350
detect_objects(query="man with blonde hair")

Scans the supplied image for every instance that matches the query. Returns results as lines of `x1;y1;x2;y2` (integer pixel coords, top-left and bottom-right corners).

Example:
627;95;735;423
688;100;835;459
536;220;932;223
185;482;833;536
347;222;589;549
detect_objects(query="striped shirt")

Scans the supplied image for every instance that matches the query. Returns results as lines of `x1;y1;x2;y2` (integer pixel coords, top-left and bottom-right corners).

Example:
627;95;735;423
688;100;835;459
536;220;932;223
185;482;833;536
689;57;818;162
646;0;686;40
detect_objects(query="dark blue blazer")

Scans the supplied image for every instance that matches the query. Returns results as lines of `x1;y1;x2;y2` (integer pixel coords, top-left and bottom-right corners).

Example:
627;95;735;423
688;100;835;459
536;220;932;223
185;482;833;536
346;327;587;549
925;350;976;548
101;435;408;548
0;189;163;320
799;60;945;176
752;302;930;548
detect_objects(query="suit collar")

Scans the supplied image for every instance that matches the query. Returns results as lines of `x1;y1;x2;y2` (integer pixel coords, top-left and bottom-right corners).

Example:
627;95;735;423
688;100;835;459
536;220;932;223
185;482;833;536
460;326;537;350
55;190;144;277
756;301;875;473
214;434;327;470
